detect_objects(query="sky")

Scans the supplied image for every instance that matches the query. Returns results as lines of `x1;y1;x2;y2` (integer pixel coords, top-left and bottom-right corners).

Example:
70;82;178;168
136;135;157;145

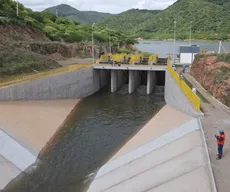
18;0;177;13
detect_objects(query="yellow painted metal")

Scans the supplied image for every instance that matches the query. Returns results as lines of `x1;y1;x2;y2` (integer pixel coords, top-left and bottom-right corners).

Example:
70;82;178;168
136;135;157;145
167;63;201;111
148;54;157;65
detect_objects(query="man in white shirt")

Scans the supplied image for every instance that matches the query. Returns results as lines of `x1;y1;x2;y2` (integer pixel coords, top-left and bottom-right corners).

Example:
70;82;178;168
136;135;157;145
192;87;197;94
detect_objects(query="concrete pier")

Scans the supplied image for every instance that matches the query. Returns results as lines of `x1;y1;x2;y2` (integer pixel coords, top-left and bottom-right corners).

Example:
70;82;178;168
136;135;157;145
111;70;126;92
128;71;141;94
147;71;156;94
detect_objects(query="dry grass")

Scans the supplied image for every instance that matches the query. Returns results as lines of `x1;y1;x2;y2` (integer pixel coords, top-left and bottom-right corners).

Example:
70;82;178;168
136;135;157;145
0;63;91;88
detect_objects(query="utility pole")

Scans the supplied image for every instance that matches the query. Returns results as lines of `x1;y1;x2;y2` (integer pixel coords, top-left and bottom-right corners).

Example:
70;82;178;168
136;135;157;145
92;22;95;64
106;24;112;54
173;20;177;64
16;1;18;17
109;30;112;54
218;41;221;54
189;21;192;46
56;9;58;17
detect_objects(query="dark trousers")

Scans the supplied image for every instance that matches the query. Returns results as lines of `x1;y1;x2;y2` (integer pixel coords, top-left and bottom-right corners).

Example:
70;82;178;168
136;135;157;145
218;144;224;158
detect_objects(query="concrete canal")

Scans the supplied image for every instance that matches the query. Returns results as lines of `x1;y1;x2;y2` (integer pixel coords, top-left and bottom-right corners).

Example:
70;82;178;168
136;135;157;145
4;85;165;192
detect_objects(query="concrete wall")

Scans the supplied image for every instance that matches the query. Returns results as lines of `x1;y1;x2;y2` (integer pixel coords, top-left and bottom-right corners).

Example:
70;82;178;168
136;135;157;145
0;67;109;101
147;71;156;94
165;71;203;117
129;71;141;94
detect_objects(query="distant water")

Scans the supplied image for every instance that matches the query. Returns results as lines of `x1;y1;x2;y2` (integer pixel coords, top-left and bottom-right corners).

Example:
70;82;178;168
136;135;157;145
135;40;230;57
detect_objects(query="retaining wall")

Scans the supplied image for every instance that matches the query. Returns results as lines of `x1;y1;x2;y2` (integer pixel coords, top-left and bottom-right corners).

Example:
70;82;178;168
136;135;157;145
0;67;108;101
165;71;203;117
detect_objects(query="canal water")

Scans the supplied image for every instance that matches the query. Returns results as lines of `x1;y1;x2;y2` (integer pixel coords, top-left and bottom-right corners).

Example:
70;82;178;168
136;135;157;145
4;86;165;192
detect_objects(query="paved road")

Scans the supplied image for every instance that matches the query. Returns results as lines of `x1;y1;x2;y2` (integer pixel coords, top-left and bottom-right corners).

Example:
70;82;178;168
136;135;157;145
58;58;91;66
184;73;230;192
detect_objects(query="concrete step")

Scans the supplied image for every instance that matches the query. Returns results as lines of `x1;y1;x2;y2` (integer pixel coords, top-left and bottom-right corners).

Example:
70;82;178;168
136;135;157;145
87;119;206;192
88;130;204;192
100;147;208;192
94;118;199;178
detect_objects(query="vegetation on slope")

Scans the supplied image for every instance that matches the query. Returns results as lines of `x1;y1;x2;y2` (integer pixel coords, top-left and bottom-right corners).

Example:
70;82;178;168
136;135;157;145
0;0;135;45
98;9;161;38
98;0;230;40
43;4;112;24
0;0;136;76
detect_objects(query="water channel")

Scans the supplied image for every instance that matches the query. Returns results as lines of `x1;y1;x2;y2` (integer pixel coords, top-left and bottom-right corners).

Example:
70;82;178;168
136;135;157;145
4;40;229;192
4;86;165;192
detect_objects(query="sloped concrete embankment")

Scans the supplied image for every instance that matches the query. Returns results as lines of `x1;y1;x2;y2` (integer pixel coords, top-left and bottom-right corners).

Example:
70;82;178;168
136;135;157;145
87;105;216;192
0;67;109;101
165;71;203;117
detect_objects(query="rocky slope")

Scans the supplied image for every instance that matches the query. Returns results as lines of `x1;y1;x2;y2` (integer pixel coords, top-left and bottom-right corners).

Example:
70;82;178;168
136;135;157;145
0;23;110;76
191;55;230;107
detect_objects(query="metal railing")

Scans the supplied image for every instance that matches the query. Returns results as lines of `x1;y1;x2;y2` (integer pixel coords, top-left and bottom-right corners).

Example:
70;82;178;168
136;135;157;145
98;53;159;65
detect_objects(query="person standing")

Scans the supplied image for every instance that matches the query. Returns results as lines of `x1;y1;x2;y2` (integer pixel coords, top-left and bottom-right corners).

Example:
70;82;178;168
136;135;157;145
192;87;197;94
215;130;226;160
172;65;177;71
182;63;186;73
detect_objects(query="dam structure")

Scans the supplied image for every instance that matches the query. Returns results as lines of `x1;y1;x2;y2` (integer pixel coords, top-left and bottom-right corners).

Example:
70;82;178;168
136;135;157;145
93;64;166;94
0;55;216;192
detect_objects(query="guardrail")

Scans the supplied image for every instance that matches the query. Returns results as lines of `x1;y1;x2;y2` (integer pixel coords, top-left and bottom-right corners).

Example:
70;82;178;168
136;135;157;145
0;63;91;88
98;53;159;65
167;63;201;111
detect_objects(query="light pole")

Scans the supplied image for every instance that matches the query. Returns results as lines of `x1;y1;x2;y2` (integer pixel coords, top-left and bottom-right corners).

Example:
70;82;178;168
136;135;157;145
173;20;177;64
189;21;192;46
92;22;95;64
16;1;18;16
106;24;112;54
109;30;112;54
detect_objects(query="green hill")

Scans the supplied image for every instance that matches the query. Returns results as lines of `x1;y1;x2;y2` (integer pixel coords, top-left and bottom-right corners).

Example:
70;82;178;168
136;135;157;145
98;9;161;36
0;0;135;76
43;4;112;24
98;0;230;40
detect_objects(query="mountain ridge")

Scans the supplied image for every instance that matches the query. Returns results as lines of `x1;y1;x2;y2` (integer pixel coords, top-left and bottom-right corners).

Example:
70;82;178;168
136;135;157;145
43;4;113;24
98;0;230;40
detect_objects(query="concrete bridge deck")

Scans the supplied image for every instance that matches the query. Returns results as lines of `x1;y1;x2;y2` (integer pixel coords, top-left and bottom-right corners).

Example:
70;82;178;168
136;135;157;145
93;64;167;71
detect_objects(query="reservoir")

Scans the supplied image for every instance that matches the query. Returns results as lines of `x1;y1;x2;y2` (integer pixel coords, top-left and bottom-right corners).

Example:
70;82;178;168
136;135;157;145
4;85;165;192
136;40;230;57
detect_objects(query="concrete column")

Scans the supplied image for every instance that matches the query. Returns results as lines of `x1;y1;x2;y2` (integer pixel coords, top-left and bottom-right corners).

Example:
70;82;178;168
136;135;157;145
147;71;156;94
129;70;141;94
111;70;117;92
111;70;125;92
129;71;135;93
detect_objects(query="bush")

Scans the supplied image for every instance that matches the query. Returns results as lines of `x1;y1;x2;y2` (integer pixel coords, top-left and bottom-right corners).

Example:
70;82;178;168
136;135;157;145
117;48;132;54
216;53;230;63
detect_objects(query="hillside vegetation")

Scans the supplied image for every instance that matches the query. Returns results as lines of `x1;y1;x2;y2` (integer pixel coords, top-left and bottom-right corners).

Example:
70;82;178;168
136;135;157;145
0;1;134;45
0;0;135;76
98;0;230;40
43;4;112;24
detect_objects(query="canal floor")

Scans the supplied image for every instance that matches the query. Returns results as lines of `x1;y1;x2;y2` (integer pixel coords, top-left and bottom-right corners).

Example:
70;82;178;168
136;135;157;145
3;86;165;192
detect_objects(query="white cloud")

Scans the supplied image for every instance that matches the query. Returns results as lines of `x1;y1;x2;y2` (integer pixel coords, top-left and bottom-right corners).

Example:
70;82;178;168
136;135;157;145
18;0;177;13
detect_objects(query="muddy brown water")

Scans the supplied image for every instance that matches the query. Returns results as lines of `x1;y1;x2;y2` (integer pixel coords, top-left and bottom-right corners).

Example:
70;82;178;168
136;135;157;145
3;85;165;192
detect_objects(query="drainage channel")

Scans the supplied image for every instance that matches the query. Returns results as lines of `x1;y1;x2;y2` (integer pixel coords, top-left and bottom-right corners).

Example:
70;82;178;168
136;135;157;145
4;86;165;192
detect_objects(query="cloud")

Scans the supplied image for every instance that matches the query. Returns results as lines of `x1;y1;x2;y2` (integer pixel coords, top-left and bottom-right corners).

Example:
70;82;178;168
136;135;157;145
18;0;177;13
